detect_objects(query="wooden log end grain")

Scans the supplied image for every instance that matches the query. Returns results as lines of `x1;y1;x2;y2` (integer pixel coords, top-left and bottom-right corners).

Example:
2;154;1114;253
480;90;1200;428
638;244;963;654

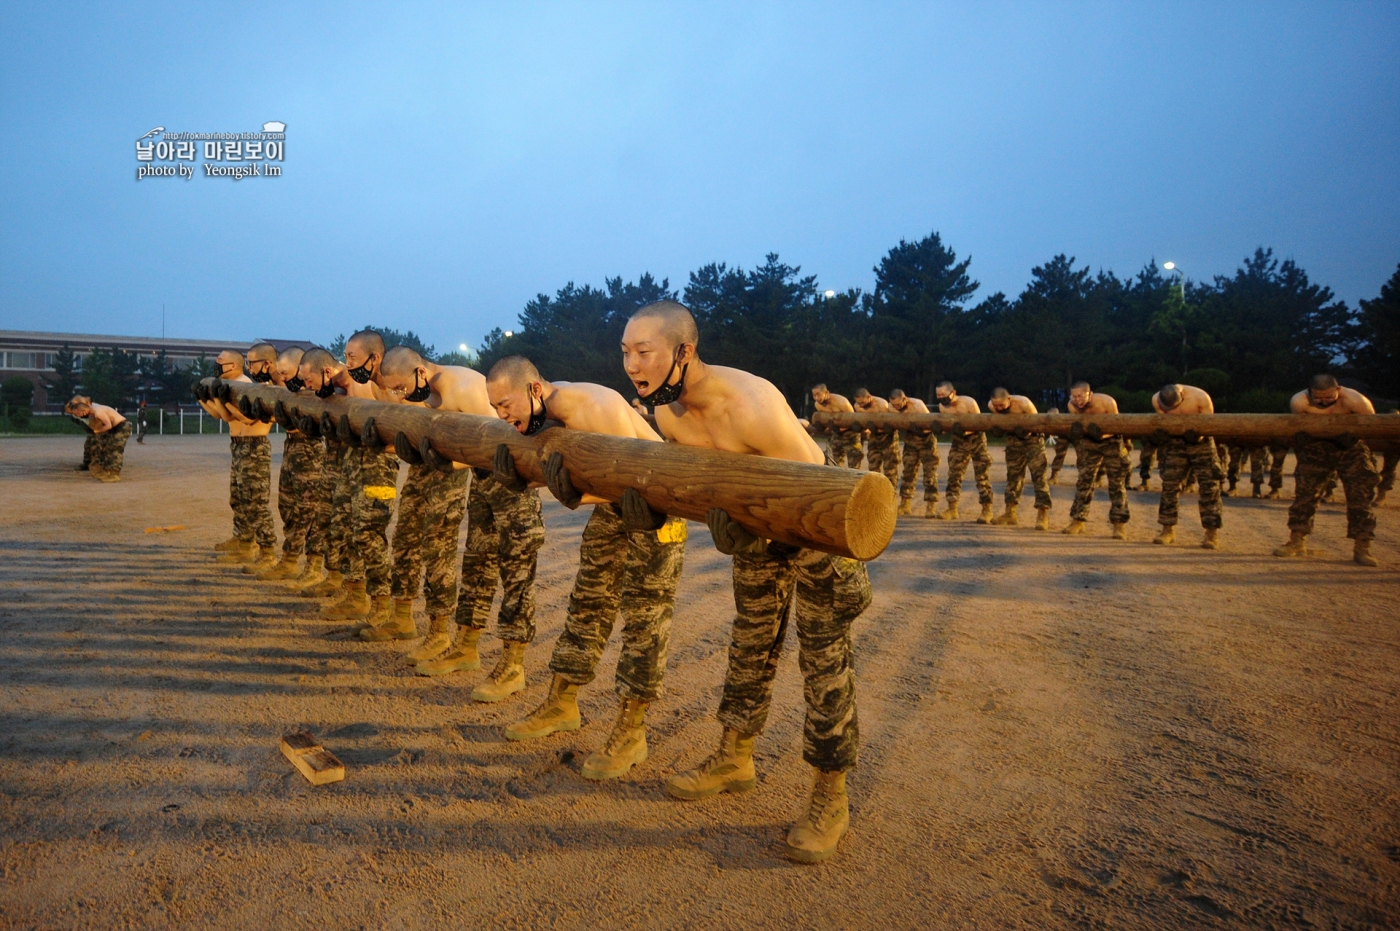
845;472;898;561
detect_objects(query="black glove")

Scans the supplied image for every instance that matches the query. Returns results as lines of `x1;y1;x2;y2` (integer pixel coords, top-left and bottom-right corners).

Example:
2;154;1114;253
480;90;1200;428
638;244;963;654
193;381;208;402
320;412;336;439
707;508;767;556
541;451;581;508
619;488;666;531
338;414;361;447
494;443;529;493
394;431;423;465
299;414;320;438
217;381;233;402
274;400;295;431
237;395;255;419
361;416;385;451
421;436;454;473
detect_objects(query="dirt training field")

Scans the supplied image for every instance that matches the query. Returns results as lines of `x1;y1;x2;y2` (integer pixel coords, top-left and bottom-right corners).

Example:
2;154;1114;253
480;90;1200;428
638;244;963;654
0;434;1397;930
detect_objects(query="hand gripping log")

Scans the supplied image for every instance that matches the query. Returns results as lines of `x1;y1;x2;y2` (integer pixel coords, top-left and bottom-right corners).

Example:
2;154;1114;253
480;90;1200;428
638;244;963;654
211;379;897;560
812;411;1400;451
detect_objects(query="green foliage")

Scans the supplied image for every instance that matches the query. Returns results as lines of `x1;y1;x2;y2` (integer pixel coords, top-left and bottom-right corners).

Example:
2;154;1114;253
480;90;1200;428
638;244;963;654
2;375;34;428
328;326;437;361
42;344;80;406
1353;263;1400;400
1228;388;1293;413
79;346;142;407
1100;386;1155;413
435;350;476;368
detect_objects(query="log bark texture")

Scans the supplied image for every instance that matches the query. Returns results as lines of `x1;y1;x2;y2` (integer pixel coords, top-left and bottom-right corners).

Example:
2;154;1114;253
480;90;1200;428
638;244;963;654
216;380;897;561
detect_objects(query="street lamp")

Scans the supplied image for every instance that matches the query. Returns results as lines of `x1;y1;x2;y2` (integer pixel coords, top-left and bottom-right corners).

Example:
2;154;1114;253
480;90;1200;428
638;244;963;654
824;290;836;299
459;343;468;353
1163;262;1188;376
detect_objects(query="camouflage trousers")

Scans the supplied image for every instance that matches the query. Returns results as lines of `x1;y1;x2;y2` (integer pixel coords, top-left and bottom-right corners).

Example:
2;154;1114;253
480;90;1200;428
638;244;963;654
229;436;276;548
1050;437;1071;473
1157;438;1223;529
719;544;871;772
1287;440;1378;540
306;438;348;566
278;432;324;557
91;421;133;476
945;433;993;505
549;503;687;701
1379;450;1396;500
898;430;939;503
826;429;864;469
455;472;546;643
865;431;901;486
1269;444;1289;491
1220;444;1243;487
1138;439;1159;483
81;432;95;469
1247;445;1272;488
391;464;470;616
346;446;399;597
1070;436;1130;524
1004;434;1052;510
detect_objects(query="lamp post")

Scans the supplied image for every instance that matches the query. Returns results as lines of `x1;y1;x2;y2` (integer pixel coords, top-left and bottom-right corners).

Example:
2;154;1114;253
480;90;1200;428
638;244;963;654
1163;262;1188;377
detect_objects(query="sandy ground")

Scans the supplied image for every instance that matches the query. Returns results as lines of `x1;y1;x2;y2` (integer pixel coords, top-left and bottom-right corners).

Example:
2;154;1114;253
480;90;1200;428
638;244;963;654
0;434;1397;930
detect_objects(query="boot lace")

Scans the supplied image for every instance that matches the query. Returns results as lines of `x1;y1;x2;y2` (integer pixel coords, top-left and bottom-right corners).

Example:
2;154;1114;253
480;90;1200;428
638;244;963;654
807;777;841;828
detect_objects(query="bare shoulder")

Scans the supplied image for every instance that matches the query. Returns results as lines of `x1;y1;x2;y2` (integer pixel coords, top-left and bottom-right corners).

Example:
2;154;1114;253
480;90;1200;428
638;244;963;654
1342;387;1376;414
1012;396;1037;414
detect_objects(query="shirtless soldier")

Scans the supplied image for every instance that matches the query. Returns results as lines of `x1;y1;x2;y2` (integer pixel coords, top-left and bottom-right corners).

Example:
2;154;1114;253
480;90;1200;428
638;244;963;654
1149;384;1222;549
1062;382;1130;538
852;388;900;486
252;345;325;580
490;357;687;781
358;347;486;656
810;384;862;468
934;382;994;523
987;388;1052;530
1273;375;1380;567
623;300;872;863
63;396;131;482
200;350;278;564
889;389;939;517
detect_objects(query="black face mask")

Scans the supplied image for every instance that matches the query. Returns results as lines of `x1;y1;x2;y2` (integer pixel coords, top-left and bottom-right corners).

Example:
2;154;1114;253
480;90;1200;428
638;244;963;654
405;373;432;403
315;376;336;399
524;394;550;435
1311;394;1337;408
347;359;374;384
285;375;305;393
250;369;273;383
644;347;688;406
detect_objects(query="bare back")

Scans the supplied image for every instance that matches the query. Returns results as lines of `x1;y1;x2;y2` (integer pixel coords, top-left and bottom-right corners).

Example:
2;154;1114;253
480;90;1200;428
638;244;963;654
84;403;127;433
814;393;855;414
1291;386;1375;415
990;395;1037;415
939;395;980;415
892;397;930;414
1153;385;1214;416
429;365;493;417
657;365;824;464
547;382;661;441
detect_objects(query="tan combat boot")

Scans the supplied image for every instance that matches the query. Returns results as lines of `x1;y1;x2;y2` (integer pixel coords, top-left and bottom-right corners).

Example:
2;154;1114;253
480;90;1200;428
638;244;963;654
216;540;259;564
214;535;244;552
504;675;581;741
242;545;279;575
472;640;527;702
1273;530;1308;558
581;698;650;780
924;501;937;519
95;469;121;483
666;727;757;800
1034;507;1050;531
415;628;483;677
360;597;416;641
1153;524;1176;545
292;554;325;588
404;615;454;663
897;497;912;516
302;568;342;598
1375;490;1388;507
1251;484;1263;499
1354;539;1379;567
321;580;369;620
932;504;959;521
975;503;994;524
1264;488;1281;500
990;504;1019;526
1048;470;1060;485
1111;523;1128;540
1201;528;1220;550
785;768;850;864
1062;519;1087;535
256;552;301;580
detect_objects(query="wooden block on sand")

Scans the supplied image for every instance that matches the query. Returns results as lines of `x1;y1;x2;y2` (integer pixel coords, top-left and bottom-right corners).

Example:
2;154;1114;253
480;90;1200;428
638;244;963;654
280;732;345;786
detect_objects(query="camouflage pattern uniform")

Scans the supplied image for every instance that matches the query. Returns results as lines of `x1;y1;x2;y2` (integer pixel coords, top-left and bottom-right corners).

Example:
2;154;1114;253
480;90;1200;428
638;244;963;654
1157;437;1223;529
1378;449;1396;502
1050;436;1071;474
865;428;901;486
945;432;993;506
81;433;96;470
391;464;470;615
549;504;687;701
92;421;133;475
898;428;939;505
345;445;399;598
229;435;276;547
455;471;546;643
1269;443;1289;493
1070;436;1130;524
1287;440;1378;540
1248;445;1272;490
1138;438;1159;485
826;427;864;469
719;544;871;772
278;431;324;558
1003;433;1052;510
306;437;348;570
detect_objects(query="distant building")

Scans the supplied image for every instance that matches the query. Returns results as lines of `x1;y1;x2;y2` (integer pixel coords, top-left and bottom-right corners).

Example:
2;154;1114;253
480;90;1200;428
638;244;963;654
0;329;312;409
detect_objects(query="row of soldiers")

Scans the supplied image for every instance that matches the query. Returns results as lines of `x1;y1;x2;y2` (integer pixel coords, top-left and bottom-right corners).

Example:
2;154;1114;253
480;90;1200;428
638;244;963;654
811;376;1392;566
196;303;867;864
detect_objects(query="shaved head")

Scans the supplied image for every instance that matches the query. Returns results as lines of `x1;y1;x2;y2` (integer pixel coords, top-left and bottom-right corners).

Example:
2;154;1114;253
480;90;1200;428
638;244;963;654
1158;384;1182;409
347;329;385;357
629;301;699;350
889;388;906;400
853;388;871;400
65;395;92;413
300;347;338;372
990;387;1009;401
277;346;305;367
1071;381;1091;393
487;355;542;389
381;345;424;378
1309;373;1339;392
247;342;277;363
216;350;244;369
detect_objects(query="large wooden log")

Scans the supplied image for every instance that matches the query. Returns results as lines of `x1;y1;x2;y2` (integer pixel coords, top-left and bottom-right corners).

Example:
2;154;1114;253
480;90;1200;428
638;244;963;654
812;411;1400;449
213;380;897;561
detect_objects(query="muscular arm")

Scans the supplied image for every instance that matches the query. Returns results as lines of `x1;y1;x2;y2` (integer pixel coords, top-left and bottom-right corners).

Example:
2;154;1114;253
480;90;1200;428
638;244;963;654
658;369;824;464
